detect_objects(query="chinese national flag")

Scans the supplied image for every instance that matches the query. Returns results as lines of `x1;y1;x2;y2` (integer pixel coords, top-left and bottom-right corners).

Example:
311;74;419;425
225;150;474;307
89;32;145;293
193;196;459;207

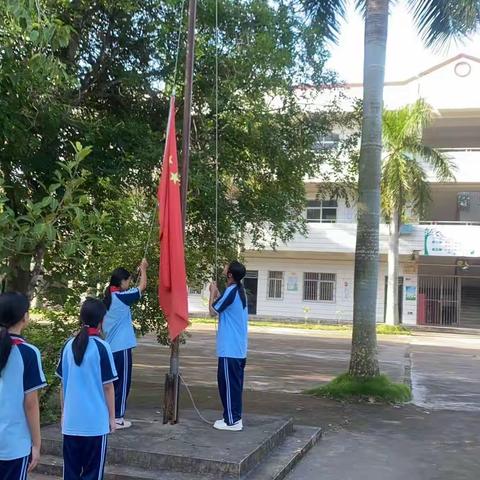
158;96;188;340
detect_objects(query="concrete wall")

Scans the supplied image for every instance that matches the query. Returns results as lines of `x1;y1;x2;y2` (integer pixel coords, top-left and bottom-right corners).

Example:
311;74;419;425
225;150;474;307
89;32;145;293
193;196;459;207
187;254;417;324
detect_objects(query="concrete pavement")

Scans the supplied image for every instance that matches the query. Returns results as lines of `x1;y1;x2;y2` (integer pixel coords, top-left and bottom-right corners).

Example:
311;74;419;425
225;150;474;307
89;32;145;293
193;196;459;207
32;326;480;480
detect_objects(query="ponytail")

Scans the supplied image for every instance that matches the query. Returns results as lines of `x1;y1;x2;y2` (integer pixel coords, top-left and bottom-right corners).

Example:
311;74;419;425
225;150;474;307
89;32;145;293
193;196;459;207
0;327;12;375
72;326;89;366
227;261;247;309
237;281;247;310
103;286;112;311
103;267;131;310
73;297;107;366
0;292;30;375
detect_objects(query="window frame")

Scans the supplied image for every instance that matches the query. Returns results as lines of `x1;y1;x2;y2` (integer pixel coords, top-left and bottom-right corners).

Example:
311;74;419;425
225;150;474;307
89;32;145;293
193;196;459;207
267;271;284;300
306;200;338;224
303;272;336;303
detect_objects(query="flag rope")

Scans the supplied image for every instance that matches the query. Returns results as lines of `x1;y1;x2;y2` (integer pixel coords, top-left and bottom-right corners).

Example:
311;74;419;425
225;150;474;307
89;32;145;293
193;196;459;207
214;0;219;284
139;0;187;265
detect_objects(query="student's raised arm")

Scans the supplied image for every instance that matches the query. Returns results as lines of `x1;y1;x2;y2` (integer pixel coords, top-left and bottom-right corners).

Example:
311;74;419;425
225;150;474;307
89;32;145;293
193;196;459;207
138;258;148;293
209;282;220;317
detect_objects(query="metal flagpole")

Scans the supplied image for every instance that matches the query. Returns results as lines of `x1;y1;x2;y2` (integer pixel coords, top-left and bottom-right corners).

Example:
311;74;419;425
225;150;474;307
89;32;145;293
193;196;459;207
163;0;197;425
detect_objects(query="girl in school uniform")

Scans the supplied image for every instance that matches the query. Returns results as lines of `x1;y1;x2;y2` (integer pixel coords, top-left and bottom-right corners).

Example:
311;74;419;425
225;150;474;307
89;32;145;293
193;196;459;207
0;292;47;480
209;261;249;432
102;258;148;429
57;297;117;480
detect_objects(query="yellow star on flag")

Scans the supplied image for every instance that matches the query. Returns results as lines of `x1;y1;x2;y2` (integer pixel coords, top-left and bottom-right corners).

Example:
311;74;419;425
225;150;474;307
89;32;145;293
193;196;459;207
170;172;180;184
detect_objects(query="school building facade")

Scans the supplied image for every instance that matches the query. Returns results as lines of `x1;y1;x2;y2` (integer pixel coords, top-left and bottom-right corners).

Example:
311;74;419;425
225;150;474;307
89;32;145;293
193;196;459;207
189;54;480;328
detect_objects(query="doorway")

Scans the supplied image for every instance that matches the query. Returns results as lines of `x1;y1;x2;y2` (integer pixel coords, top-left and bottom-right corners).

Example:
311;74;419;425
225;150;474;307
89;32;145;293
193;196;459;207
244;271;258;315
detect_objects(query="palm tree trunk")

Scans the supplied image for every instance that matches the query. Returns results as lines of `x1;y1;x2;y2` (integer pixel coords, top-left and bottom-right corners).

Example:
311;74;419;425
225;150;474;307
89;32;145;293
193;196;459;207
385;210;400;325
349;0;389;378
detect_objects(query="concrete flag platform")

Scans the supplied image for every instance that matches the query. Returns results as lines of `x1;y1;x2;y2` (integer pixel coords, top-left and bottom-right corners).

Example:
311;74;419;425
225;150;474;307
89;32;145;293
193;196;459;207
35;408;321;480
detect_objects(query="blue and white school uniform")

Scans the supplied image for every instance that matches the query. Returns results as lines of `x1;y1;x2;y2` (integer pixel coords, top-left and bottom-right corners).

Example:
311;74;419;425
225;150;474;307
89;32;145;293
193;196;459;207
56;332;117;480
0;335;47;480
103;288;142;419
102;288;141;419
212;284;248;426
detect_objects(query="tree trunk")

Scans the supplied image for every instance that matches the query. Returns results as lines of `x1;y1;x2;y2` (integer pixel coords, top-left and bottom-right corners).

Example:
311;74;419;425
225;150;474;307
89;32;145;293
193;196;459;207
385;210;400;325
6;256;31;297
349;0;389;378
6;245;45;301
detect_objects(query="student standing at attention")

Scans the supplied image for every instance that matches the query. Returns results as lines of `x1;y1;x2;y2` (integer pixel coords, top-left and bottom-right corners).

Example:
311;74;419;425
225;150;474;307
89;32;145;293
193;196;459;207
57;298;117;480
102;259;148;429
209;261;249;432
0;292;47;480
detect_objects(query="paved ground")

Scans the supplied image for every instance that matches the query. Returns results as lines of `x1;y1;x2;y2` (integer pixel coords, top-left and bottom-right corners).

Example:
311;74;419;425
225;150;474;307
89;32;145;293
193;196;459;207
33;326;480;479
132;326;480;480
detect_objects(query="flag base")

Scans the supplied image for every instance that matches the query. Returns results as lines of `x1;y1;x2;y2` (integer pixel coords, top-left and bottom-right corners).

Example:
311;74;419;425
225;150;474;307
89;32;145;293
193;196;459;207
163;373;180;424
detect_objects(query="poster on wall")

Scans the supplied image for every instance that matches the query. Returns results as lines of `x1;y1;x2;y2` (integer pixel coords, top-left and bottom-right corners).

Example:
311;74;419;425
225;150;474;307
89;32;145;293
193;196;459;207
341;278;353;302
287;274;298;292
405;286;417;301
424;227;478;257
402;276;418;325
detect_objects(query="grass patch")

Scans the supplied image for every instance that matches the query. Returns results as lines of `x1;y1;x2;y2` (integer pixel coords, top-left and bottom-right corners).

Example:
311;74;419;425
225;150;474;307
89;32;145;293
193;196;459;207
191;317;411;335
306;373;412;403
376;324;411;335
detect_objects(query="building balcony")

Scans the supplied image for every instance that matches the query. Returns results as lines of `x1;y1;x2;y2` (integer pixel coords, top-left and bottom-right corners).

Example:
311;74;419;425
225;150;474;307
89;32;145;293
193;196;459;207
246;222;480;258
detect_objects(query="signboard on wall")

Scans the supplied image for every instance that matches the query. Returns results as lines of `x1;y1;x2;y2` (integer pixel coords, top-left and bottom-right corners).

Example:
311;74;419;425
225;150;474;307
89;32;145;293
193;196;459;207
287;273;299;292
402;276;418;325
424;227;479;257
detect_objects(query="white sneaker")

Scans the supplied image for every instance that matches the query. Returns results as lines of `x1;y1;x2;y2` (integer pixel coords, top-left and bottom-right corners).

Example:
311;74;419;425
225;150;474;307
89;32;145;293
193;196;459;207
213;419;243;431
115;419;132;430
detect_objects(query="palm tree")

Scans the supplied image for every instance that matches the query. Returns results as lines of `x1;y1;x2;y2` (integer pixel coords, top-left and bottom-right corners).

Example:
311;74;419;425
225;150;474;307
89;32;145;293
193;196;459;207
382;100;456;325
302;0;479;377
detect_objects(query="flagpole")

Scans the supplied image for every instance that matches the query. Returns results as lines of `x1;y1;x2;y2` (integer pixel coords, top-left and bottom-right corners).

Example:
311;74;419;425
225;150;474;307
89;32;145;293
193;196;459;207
163;0;197;425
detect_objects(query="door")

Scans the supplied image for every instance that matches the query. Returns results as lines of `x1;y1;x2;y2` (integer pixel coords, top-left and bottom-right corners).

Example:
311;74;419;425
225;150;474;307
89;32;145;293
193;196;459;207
244;270;258;315
384;276;404;323
418;275;460;326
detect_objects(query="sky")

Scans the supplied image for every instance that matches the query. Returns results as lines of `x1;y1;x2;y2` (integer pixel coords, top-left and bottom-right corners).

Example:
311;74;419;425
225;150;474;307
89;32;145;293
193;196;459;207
326;2;480;83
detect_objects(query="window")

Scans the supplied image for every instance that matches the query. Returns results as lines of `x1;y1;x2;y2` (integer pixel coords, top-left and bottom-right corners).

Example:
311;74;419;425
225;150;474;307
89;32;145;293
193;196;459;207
267;271;284;299
315;133;340;150
306;200;337;223
303;273;336;302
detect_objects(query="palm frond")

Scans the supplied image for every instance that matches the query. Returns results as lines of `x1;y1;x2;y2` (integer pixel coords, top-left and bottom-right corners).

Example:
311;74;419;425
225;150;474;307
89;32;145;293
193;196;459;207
404;156;431;218
300;0;365;42
408;0;480;49
404;142;456;182
383;99;433;148
381;99;456;219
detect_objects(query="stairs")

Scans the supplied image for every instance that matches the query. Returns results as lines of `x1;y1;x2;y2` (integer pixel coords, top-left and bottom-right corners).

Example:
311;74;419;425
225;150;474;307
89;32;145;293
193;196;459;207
34;410;322;480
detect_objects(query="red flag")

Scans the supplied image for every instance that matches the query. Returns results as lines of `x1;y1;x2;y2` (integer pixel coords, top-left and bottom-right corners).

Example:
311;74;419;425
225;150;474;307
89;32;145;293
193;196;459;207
158;96;188;340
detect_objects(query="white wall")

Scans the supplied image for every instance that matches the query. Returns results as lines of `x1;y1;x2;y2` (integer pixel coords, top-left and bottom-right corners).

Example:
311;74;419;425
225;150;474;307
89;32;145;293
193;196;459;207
241;255;416;323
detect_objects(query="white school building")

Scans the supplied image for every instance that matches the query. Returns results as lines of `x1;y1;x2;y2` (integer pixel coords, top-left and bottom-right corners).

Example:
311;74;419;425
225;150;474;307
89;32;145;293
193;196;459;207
190;54;480;328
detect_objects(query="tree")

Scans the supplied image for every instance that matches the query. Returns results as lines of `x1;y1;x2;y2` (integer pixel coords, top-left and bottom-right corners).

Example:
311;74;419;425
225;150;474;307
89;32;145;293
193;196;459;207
302;0;480;377
1;1;347;343
382;99;455;325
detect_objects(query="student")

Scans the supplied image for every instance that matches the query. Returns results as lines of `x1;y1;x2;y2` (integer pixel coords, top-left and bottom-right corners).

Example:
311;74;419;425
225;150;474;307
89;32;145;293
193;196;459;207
57;298;117;480
0;292;47;480
102;259;148;429
209;261;248;432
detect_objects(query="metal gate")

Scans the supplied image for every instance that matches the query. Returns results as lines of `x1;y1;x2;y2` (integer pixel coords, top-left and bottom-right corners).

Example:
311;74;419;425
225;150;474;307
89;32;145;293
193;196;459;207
417;275;460;326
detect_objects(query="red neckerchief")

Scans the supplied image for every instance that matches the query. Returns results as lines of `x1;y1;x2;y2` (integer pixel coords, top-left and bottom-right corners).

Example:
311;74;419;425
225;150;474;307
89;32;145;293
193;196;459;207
10;335;25;346
87;328;100;336
109;286;121;293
